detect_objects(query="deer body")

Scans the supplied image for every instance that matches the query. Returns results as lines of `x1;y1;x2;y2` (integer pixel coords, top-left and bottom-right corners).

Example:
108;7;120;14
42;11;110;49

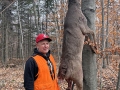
58;0;96;90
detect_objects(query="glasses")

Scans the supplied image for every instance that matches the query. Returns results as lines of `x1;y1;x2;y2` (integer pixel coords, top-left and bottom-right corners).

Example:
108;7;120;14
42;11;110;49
47;60;55;80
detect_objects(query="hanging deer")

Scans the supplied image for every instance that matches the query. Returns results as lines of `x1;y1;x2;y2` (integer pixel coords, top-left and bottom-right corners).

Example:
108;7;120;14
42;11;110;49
58;0;97;90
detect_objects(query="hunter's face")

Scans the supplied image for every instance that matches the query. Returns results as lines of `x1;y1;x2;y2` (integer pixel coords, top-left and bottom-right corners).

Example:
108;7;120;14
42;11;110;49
36;39;50;55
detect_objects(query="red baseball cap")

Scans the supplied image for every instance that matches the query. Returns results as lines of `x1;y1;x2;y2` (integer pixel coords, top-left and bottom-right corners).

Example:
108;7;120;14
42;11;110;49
36;34;52;43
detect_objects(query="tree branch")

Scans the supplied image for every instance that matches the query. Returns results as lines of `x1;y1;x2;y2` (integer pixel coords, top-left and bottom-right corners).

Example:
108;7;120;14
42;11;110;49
0;0;16;15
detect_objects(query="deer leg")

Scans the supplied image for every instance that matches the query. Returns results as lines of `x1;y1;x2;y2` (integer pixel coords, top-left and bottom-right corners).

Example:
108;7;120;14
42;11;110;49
66;79;73;90
75;78;83;90
58;64;67;79
80;25;97;53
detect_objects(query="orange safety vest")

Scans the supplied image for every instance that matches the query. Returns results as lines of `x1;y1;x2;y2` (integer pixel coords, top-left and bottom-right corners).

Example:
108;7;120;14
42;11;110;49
33;55;60;90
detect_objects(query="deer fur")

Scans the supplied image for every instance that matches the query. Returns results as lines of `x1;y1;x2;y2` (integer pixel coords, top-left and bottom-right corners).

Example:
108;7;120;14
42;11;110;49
58;0;96;90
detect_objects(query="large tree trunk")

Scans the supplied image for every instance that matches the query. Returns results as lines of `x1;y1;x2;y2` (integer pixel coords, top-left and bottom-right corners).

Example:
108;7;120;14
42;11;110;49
81;0;97;90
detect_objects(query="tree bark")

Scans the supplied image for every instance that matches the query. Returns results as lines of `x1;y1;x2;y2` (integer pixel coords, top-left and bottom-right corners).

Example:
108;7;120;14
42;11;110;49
81;0;97;90
17;0;24;67
1;0;11;66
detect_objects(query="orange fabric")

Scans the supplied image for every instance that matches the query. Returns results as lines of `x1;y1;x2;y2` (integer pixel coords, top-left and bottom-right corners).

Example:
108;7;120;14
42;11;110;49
33;55;60;90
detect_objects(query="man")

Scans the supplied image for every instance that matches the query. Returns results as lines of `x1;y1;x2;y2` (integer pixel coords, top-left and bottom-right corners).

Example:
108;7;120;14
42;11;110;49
24;33;60;90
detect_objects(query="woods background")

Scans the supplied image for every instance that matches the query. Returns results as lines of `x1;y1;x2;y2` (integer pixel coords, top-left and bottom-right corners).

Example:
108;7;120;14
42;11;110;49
0;0;120;90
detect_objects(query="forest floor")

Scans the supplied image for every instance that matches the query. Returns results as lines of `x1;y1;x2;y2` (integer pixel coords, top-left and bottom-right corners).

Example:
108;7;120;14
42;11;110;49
0;59;69;90
0;55;119;90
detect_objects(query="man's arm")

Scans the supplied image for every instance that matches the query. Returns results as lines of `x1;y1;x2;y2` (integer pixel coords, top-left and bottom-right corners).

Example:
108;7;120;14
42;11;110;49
24;57;38;90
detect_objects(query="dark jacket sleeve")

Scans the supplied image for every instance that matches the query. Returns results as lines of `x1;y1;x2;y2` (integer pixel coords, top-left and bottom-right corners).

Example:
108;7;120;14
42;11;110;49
24;57;38;90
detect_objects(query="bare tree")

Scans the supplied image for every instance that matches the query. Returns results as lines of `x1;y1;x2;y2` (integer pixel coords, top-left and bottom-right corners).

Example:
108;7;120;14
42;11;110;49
81;0;97;89
17;0;24;66
1;0;13;66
